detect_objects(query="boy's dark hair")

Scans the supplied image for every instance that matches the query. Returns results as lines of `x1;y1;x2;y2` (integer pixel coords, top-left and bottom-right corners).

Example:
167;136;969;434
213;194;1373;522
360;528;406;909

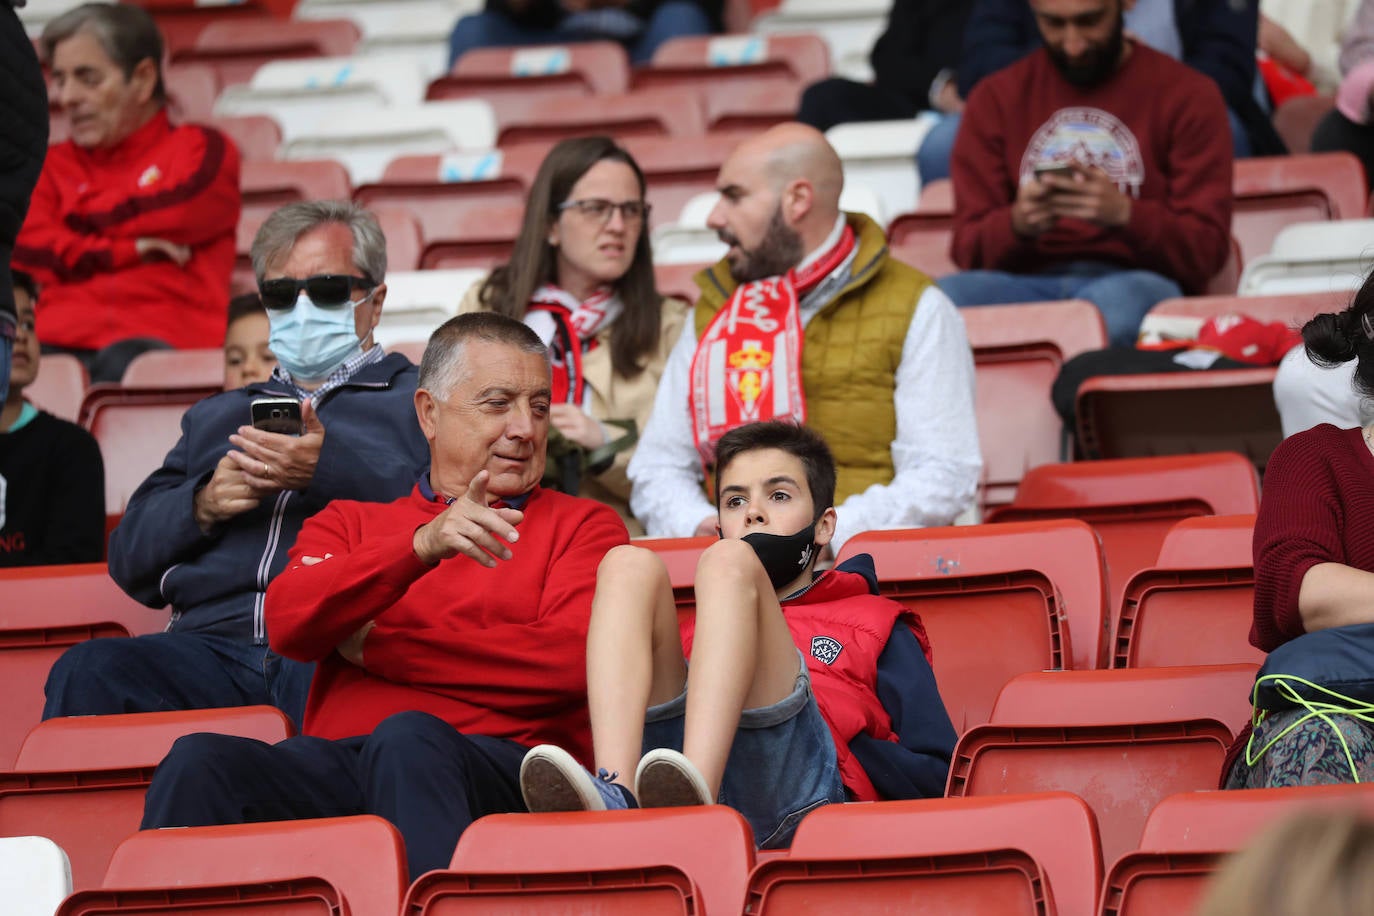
226;292;265;329
713;421;837;521
12;270;38;304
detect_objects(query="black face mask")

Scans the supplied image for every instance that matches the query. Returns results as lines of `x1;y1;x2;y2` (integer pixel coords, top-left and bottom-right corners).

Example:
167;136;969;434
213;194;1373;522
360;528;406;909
741;522;818;591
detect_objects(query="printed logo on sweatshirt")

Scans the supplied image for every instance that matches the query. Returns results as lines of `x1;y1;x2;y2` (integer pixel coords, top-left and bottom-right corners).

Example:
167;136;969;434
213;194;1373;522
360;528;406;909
1021;107;1145;197
811;635;843;666
138;165;163;188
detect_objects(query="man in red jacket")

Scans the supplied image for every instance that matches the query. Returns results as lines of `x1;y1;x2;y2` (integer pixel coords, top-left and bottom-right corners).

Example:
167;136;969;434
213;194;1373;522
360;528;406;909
141;312;630;880
14;3;240;382
939;0;1233;348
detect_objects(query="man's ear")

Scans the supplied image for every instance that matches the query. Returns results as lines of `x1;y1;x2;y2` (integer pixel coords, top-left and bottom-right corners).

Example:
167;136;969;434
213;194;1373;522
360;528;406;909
813;506;838;549
130;58;158;106
414;388;439;442
783;178;815;225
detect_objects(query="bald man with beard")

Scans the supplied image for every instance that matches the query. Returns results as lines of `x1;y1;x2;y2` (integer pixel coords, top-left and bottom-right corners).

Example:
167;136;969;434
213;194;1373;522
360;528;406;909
628;123;981;551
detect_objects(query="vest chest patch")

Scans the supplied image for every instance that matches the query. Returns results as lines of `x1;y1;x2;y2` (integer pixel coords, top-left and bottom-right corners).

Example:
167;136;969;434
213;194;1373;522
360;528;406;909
811;635;844;666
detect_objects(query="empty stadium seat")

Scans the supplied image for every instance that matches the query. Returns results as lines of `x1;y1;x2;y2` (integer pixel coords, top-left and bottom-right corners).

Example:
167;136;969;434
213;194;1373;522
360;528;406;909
416;201;524;269
703;77;803;132
120;348;224;389
1113;515;1262;669
835;520;1108;731
25;353;88;424
15;707;293;772
751;0;888;81
1237;218;1374;295
56;815;406;915
162;62;220;124
494;88;704;147
0;835;71;916
885;209;957;278
0;564;170;768
428;41;629;105
1231;152;1368;265
747;793;1102;916
986;452;1261;616
990;665;1259;746
623;134;740;229
947;718;1233;874
373;206;422;272
406;807;756;916
238;158;354;267
374;268;486;348
207;114;282;161
1099;783;1374;916
296;0;472;79
831;116;941;228
637;32;830;91
172;18;361;88
960;299;1109;510
1147;288;1350;327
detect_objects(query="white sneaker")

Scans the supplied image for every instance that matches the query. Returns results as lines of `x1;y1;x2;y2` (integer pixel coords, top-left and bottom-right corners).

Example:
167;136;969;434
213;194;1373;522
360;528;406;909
635;748;714;808
520;744;636;812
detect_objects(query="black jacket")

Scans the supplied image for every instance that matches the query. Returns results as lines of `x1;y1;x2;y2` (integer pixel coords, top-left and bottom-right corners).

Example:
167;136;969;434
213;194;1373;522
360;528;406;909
0;4;48;315
869;0;971;107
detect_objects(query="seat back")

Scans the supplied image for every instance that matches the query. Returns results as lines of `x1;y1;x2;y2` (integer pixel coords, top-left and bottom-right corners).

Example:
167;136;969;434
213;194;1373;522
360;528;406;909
372;268;486;349
418;202;525;270
495;88;705;146
624;134;740;228
947;719;1233;871
836;521;1108;731
26;354;88;423
748;793;1102;916
121;348;224;388
990;665;1259;744
15;707;293;772
208;114;282;161
637;33;829;90
828;117;934;224
409;807;755;916
885;210;957;278
986;453;1260;616
174;18;360;88
0;564;169;768
0;835;72;916
960;300;1109;510
237;158;353;275
1147;288;1349;327
429;41;630;102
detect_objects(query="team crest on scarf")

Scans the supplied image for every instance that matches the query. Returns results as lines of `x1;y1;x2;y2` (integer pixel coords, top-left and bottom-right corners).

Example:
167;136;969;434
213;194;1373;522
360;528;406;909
811;635;844;666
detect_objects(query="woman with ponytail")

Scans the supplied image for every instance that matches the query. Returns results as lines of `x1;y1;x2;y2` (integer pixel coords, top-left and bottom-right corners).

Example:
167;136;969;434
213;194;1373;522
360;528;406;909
1223;270;1374;788
460;136;687;534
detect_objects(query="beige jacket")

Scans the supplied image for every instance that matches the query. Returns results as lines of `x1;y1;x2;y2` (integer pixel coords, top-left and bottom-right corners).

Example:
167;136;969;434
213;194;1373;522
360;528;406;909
458;281;688;535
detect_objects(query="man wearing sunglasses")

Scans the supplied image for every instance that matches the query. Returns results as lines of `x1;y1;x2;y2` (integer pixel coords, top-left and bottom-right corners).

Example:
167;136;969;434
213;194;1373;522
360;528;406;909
43;200;430;730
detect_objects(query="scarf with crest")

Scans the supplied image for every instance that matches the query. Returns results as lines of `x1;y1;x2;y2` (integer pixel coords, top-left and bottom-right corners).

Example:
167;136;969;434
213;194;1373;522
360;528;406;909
526;284;622;404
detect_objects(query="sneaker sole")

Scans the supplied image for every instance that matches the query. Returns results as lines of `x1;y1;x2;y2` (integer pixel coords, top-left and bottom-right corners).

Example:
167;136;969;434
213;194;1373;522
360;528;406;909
521;748;603;812
637;756;712;808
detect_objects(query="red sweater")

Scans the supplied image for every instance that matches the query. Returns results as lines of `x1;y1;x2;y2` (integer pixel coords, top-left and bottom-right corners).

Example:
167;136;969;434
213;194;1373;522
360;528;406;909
950;42;1233;294
265;484;629;763
13;111;240;350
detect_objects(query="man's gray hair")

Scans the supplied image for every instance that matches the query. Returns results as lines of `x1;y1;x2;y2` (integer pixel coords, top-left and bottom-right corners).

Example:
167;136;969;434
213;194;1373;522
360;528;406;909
251;200;387;286
42;3;166;102
419;313;548;400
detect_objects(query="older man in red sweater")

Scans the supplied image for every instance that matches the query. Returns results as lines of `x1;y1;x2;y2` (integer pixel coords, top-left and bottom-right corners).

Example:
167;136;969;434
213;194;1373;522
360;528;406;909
141;312;629;881
939;0;1233;348
13;3;239;382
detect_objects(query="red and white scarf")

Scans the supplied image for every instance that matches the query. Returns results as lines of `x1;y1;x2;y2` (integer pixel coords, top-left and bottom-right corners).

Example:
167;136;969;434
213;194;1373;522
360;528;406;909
526;284;622;404
689;223;856;467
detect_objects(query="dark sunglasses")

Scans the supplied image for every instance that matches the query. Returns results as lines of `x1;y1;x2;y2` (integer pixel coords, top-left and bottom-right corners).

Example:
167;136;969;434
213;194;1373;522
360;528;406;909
259;274;376;311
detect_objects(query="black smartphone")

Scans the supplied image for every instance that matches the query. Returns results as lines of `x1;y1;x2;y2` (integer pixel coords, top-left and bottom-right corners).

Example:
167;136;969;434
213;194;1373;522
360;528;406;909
250;397;303;436
1033;163;1075;184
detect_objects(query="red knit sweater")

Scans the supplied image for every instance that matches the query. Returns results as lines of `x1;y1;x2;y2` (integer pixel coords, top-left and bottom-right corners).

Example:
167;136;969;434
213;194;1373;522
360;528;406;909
950;42;1233;294
13;111;240;350
265;484;629;763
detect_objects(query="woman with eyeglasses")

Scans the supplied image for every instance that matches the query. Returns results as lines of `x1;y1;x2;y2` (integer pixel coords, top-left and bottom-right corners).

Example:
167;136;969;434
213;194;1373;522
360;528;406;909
461;136;686;534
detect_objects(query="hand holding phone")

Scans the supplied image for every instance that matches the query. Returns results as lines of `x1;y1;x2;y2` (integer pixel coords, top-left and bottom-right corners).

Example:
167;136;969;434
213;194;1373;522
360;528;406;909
1033;163;1076;188
250;397;304;437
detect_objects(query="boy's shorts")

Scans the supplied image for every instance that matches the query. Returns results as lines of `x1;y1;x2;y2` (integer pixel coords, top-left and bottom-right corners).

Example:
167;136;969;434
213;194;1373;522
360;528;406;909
642;649;846;848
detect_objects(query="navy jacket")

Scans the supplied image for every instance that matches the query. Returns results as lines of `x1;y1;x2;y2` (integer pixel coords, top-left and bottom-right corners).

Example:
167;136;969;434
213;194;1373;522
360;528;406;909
958;0;1284;156
108;352;431;644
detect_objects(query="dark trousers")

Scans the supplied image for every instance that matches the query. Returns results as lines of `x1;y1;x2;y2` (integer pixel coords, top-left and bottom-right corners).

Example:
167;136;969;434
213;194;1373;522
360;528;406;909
796;77;920;133
141;711;529;880
43;632;315;731
1312;107;1374;192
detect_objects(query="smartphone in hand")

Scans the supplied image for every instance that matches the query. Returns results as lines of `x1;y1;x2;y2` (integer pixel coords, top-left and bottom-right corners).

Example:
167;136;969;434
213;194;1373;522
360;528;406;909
1033;163;1075;187
250;397;303;436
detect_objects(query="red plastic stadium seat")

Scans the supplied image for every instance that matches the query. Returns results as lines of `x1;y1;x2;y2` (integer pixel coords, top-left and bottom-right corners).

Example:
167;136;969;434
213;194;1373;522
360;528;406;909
986;452;1260;616
1099;784;1374;916
1230;152;1367;263
748;793;1102;916
635;33;829;91
0;564;169;768
1148;288;1348;326
15;706;293;772
373;206;423;272
639;535;715;623
494;88;705;146
702;77;802;132
886;210;956;278
406;807;755;916
417;201;525;270
989;665;1259;745
430;41;629;107
1114;515;1262;669
56;815;406;914
918;178;954;213
960;300;1109;510
25;353;88;423
163;62;219;123
238;158;353;275
653;262;709;304
173;18;360;88
624;134;742;228
835;520;1108;732
121;348;224;388
208;114;282;161
947;719;1232;873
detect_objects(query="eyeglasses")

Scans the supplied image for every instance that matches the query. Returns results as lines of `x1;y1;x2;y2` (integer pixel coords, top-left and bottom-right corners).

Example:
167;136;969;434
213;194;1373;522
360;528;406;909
558;198;650;225
259;274;376;312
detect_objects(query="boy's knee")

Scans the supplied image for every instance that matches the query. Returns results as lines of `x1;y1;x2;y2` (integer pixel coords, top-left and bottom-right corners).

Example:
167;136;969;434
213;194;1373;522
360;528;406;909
697;538;763;585
599;543;669;583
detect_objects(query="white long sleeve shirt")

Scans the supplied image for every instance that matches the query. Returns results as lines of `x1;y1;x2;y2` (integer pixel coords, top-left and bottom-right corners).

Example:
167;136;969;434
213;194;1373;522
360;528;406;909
628;272;982;551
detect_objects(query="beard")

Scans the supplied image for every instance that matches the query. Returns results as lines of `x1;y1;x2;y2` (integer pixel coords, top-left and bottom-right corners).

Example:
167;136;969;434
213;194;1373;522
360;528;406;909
1045;13;1125;88
721;206;806;284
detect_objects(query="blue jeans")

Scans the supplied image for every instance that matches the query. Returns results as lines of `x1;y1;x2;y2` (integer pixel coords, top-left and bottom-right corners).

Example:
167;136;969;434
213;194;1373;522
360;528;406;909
938;261;1182;348
642;651;846;849
141;711;529;881
448;1;713;68
43;632;316;731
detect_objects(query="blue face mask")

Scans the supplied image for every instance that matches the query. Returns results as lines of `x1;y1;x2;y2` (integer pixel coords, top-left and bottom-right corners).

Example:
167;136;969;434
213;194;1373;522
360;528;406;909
267;291;367;381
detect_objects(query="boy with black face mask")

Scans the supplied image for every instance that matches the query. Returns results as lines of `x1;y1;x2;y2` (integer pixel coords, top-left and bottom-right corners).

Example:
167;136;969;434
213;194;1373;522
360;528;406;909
520;420;956;848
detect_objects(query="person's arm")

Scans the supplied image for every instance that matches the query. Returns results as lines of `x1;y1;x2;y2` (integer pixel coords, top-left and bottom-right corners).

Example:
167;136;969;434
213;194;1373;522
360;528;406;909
627;317;717;537
12;165;142;283
31;423;106;565
1115;79;1232;294
1340;0;1374;75
848;621;957;800
831;286;980;550
955;0;1038;98
869;0;971;102
358;506;629;716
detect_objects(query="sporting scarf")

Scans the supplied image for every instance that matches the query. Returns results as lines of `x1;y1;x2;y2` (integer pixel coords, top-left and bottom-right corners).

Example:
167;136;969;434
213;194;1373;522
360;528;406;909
689;224;856;468
526;284;622;404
